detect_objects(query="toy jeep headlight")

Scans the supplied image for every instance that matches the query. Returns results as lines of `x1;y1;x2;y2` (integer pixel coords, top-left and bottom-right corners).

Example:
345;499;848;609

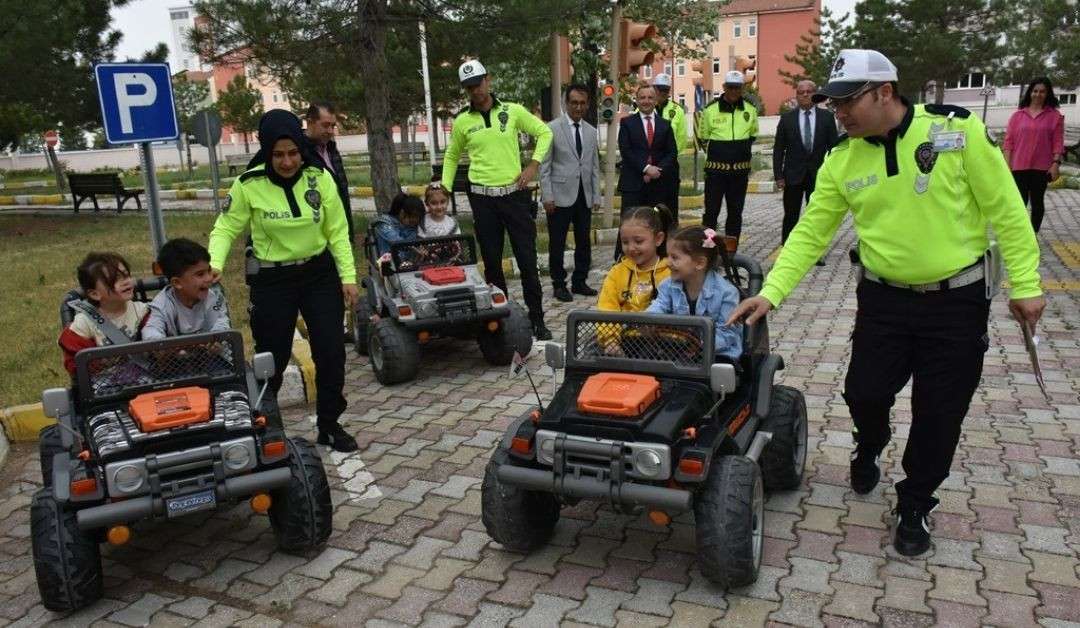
634;449;664;478
112;464;146;494
223;442;252;470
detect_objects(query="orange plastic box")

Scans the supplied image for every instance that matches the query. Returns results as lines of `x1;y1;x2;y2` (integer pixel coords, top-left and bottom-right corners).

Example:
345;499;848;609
128;386;212;432
421;266;465;285
577;373;661;418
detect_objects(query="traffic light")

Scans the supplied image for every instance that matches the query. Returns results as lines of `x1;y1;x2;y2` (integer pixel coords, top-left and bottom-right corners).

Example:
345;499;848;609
599;83;618;123
690;59;714;95
618;20;656;76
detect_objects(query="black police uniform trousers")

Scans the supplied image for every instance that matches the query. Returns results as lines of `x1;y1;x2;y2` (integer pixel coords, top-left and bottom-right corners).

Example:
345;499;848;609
548;183;592;289
843;278;990;513
781;175;814;245
468;189;543;321
249;250;347;428
703;170;750;237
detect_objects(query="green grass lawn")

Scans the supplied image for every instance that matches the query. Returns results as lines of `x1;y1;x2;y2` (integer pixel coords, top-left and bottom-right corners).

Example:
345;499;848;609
0;211;551;406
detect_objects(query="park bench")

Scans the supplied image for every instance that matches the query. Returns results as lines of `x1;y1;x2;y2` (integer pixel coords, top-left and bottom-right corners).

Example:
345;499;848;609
226;153;257;176
67;173;143;213
1065;126;1080;164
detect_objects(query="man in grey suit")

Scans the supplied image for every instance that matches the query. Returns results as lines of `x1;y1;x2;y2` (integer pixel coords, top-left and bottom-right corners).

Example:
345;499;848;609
773;80;839;265
540;84;601;302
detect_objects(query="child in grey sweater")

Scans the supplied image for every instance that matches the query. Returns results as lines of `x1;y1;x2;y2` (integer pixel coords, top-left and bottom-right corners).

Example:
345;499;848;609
143;238;231;340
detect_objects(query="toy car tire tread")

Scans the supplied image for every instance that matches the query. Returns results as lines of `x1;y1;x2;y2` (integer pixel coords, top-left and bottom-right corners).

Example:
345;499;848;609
353;278;377;356
39;424;65;488
30;488;103;612
480;449;560;552
368;319;420;384
477;303;534;366
694;456;763;588
269;437;333;552
758;385;808;491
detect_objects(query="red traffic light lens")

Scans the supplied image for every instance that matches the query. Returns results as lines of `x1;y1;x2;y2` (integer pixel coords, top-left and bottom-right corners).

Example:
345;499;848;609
601;84;617;97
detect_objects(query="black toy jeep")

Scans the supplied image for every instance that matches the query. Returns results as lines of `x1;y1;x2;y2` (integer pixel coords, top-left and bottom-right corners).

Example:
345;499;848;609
481;255;808;587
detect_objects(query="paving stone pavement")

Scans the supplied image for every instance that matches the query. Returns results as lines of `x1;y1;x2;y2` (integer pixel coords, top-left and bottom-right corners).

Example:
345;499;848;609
2;191;1078;626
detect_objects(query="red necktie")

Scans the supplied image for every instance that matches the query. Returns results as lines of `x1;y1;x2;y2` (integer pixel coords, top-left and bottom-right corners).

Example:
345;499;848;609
645;115;654;147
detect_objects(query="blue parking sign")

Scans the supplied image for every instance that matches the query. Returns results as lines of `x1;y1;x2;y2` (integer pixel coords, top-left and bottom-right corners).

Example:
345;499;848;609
95;63;179;144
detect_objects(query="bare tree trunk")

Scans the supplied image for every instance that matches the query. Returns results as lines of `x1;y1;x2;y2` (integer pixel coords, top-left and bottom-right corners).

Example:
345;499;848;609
357;0;399;213
243;132;250;153
934;80;945;105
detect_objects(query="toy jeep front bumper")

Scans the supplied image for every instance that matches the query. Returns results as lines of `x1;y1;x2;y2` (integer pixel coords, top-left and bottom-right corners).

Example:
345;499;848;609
497;432;693;512
400;305;509;330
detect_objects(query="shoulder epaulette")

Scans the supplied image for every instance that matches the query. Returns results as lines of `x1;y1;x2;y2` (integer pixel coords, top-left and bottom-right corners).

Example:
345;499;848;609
923;104;971;119
239;166;267;183
826;134;850;155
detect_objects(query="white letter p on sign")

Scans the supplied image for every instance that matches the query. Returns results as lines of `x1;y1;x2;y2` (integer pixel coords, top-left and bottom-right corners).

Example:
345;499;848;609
114;73;157;134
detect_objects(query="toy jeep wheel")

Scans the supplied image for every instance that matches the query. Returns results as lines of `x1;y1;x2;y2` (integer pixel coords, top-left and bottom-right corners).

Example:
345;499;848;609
30;488;103;612
694;456;764;588
369;318;420;384
481;448;560;552
39;424;65;487
477;303;534;366
759;385;808;491
269;437;333;553
353;278;378;356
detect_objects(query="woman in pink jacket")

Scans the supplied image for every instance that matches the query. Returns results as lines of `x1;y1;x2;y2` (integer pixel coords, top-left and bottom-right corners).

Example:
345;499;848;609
1004;77;1066;233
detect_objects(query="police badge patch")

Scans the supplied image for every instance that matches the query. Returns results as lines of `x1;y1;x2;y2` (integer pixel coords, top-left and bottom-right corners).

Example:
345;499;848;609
305;189;322;222
222;194;232;213
914;142;938;174
743;111;750;122
498;106;509;132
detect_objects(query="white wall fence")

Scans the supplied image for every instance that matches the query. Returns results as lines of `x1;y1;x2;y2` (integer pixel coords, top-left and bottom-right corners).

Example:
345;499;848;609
3;102;1076;174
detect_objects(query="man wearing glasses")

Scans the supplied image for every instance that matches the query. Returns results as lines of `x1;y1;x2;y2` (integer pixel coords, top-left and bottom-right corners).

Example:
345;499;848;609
727;49;1044;558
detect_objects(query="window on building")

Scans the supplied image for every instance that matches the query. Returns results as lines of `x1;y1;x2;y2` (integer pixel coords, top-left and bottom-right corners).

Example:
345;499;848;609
643;65;653;78
1060;93;1077;105
272;93;279;103
678;94;686;107
749;18;757;37
734;21;742;38
664;62;672;75
952;72;987;89
712;58;721;75
712;91;721;100
170;11;188;20
676;60;686;77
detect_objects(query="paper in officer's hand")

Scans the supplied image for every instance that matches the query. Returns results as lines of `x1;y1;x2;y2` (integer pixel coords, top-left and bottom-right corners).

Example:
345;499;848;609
1020;321;1050;400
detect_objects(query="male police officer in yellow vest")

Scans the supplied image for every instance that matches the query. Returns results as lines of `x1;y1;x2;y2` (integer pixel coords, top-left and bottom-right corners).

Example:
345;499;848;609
697;70;758;238
442;60;554;340
652;73;688;215
727;50;1045;557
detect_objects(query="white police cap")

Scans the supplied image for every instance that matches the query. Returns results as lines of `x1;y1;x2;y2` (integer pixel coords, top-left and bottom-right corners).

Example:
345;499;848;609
458;60;487;86
723;70;745;86
653;73;672;88
813;49;898;102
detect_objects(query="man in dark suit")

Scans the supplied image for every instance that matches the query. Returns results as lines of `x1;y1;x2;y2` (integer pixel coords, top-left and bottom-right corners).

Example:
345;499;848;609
618;84;678;212
773;81;838;264
305;101;355;242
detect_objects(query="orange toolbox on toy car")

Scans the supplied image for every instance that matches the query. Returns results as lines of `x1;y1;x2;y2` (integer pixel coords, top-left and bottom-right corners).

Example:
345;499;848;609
576;373;661;418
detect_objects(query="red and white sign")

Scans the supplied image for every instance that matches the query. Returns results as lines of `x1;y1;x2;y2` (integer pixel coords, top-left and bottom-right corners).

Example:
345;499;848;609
44;130;59;148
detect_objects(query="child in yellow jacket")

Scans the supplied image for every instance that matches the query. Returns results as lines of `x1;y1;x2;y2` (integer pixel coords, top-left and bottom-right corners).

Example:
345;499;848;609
598;205;675;312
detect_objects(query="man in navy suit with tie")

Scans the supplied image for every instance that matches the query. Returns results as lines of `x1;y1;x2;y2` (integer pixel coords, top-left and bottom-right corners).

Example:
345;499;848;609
773;80;839;264
618;84;678;213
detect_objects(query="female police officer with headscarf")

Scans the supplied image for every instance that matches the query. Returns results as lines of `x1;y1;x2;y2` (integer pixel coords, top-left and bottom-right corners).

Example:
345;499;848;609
209;109;359;452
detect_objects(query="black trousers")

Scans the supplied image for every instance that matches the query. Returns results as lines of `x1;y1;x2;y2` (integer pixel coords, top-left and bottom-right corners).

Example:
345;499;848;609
1012;169;1049;232
703;171;750;237
468;190;543;321
249;251;347;428
843;279;990;512
781;178;814;245
548;185;592;289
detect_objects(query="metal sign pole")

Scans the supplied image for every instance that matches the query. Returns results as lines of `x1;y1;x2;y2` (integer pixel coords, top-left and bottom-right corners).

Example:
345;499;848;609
140;142;167;254
205;110;221;213
602;2;623;229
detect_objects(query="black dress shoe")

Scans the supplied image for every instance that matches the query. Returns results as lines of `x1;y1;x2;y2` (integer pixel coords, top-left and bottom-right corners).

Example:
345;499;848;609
894;507;932;556
815;258;826;266
532;320;553;341
850;446;881;494
571;283;598;297
553;286;573;302
317;422;359;452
